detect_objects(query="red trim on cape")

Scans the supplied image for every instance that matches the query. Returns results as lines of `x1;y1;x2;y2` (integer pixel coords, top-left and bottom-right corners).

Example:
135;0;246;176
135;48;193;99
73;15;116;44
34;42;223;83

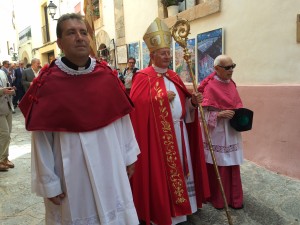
18;60;134;132
130;67;210;225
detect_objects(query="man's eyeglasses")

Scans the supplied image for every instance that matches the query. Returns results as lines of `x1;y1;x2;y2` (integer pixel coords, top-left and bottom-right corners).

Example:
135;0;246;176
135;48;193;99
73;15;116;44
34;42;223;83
217;63;236;70
128;61;135;64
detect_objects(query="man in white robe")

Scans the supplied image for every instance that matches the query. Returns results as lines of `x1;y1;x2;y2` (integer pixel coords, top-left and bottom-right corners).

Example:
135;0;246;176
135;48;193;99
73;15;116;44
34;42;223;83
19;13;140;225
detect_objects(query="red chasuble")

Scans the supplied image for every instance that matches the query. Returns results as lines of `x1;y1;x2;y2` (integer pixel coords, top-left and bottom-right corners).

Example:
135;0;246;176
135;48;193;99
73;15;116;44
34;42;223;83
18;60;133;132
130;66;210;225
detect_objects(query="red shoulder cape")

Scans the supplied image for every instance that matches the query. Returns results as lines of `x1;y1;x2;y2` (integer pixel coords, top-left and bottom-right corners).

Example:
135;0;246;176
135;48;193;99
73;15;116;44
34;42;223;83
198;72;243;109
130;67;210;225
19;60;133;132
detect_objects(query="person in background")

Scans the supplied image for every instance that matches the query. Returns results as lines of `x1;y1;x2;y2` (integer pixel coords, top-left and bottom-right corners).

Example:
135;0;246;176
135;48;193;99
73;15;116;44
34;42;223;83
12;61;25;108
197;54;244;209
122;57;138;94
9;63;17;84
18;13;140;225
0;69;15;171
129;18;210;225
22;58;41;92
1;61;13;86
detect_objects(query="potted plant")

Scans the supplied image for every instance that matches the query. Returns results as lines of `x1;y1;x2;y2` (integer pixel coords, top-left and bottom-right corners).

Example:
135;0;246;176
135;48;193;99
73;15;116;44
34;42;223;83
161;0;184;17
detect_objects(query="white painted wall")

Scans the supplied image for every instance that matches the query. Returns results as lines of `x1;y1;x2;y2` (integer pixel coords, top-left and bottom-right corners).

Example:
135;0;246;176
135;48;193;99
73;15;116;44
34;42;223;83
101;0;116;39
188;0;300;85
123;0;158;43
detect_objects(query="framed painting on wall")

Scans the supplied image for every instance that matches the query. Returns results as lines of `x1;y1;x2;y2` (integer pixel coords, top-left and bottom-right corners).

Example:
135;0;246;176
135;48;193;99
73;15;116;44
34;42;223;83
142;41;150;69
175;38;195;84
197;28;223;83
169;38;174;70
128;42;140;69
116;45;128;64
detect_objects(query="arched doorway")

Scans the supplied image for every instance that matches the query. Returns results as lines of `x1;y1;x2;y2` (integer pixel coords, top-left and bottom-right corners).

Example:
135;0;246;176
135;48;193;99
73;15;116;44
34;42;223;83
96;30;116;68
98;43;109;61
21;51;30;65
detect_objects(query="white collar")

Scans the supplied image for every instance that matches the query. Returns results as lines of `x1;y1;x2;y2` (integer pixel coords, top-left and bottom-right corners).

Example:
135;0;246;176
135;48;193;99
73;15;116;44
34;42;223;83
214;75;230;83
152;64;168;74
55;57;96;76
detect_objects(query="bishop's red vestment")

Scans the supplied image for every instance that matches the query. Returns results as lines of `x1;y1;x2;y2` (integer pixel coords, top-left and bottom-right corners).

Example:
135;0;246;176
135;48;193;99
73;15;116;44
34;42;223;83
130;66;210;225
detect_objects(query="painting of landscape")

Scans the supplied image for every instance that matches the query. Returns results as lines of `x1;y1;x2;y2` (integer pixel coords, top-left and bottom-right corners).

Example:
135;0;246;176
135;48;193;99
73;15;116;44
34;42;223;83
197;28;223;82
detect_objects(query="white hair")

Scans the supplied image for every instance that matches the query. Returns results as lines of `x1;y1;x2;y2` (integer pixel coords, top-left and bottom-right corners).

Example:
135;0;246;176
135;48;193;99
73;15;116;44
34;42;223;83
214;55;223;66
214;55;232;66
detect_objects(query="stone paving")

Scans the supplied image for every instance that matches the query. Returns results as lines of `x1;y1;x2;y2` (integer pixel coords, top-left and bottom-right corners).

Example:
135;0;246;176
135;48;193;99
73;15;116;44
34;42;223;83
1;108;300;225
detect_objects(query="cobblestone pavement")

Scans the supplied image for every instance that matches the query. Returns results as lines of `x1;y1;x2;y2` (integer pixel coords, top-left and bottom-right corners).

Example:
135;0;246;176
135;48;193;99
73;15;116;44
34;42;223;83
1;108;300;225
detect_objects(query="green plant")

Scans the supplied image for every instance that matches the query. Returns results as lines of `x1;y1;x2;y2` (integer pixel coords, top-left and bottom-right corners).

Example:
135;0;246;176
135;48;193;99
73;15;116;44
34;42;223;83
161;0;184;7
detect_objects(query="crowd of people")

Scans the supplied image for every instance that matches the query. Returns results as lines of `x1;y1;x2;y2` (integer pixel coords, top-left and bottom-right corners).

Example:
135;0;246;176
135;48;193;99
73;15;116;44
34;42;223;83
1;13;249;225
0;58;41;171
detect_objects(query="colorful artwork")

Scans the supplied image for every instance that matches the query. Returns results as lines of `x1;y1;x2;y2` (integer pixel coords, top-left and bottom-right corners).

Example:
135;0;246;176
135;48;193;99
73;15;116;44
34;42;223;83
175;38;195;84
169;39;174;70
197;28;223;83
142;41;150;69
128;42;140;69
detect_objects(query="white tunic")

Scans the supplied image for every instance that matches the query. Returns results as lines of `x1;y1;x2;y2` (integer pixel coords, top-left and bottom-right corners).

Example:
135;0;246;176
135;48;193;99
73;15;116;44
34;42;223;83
201;109;244;166
31;115;140;225
30;58;140;225
163;76;197;225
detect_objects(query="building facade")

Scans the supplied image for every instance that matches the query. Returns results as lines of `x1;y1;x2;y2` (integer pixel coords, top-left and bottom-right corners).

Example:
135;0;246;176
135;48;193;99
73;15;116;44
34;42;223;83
10;0;300;179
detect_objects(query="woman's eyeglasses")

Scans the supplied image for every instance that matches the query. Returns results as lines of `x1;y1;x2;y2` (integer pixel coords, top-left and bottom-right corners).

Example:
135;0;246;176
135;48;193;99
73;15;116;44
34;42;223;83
217;63;236;70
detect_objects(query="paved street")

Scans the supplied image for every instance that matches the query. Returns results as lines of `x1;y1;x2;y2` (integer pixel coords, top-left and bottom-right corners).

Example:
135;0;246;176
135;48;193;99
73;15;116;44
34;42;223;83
1;108;300;225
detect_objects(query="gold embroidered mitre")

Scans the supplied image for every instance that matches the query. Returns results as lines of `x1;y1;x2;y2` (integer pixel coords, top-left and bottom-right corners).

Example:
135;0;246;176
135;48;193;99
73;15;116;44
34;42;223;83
143;18;171;53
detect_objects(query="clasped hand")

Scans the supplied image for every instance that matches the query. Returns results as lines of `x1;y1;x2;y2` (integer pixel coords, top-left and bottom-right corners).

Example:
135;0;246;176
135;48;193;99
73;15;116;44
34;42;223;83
217;110;235;119
167;91;176;102
191;92;203;106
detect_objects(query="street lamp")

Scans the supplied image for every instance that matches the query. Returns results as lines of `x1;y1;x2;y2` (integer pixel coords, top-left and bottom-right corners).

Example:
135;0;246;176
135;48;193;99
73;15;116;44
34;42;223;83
47;1;58;20
9;47;18;61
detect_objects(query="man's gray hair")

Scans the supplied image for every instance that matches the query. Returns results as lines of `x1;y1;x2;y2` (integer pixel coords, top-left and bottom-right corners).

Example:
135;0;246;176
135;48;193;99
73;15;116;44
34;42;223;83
31;58;39;64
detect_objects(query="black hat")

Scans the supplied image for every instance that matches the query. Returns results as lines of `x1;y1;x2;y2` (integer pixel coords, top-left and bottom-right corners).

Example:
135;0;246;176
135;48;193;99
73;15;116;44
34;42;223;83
230;108;253;132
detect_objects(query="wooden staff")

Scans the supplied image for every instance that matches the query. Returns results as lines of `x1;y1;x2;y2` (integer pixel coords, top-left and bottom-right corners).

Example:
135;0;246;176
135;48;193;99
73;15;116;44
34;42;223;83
171;18;233;225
